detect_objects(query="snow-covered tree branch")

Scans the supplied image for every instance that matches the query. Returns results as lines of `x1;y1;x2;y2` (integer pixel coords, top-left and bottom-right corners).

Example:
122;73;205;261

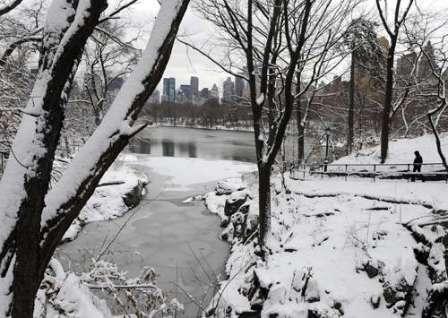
0;0;190;316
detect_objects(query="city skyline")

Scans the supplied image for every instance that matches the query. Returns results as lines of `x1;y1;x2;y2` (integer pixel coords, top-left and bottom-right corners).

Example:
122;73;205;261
155;74;246;104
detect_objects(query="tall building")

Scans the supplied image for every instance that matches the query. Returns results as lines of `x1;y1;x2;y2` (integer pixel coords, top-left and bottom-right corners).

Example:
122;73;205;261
222;77;235;103
235;76;245;98
417;41;439;81
190;76;199;97
210;84;219;100
178;84;192;103
396;52;418;84
162;77;176;103
200;88;210;100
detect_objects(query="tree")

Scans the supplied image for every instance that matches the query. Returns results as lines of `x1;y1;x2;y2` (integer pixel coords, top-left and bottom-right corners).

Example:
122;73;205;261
81;19;140;125
404;16;448;172
0;0;189;316
195;0;358;254
343;18;379;154
0;1;45;153
375;0;414;163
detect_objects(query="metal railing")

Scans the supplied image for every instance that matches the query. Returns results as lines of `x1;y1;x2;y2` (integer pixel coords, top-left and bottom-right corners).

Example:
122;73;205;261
289;161;448;182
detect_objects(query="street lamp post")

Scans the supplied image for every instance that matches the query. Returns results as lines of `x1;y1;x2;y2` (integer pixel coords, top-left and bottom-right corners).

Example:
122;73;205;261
324;127;330;172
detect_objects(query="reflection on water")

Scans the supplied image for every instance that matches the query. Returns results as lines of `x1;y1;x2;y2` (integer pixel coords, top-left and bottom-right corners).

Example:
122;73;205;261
162;139;175;156
129;127;257;163
130;138;198;158
129;126;311;163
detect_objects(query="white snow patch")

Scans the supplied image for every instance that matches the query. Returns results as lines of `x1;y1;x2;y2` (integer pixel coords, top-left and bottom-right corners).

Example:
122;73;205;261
121;155;256;190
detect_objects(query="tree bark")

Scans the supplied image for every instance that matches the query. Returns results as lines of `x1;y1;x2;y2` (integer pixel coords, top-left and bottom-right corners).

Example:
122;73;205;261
428;113;448;172
347;51;355;155
380;45;396;163
258;166;271;251
4;0;108;315
296;78;304;164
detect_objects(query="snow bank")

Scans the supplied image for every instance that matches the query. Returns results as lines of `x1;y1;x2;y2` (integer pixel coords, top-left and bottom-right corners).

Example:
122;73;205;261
334;133;448;166
63;163;148;242
204;175;446;317
287;179;448;211
34;259;112;318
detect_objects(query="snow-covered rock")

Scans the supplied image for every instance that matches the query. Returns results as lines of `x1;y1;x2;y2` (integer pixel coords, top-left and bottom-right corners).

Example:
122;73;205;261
62;164;148;242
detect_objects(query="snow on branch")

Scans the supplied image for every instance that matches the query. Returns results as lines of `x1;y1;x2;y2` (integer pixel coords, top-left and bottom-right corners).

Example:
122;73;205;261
0;0;107;312
0;0;23;17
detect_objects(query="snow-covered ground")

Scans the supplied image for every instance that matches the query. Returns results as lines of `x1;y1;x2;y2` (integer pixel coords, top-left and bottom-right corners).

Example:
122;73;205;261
45;137;448;317
204;173;448;317
334;133;448;167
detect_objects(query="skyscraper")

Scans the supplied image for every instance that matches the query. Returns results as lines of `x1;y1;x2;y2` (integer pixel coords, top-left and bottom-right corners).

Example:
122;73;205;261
162;77;176;103
190;76;199;97
222;77;234;103
235;76;245;98
179;84;193;103
210;84;219;100
200;88;210;100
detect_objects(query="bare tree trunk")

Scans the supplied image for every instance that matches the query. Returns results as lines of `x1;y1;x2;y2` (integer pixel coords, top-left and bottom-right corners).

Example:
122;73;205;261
428;113;448;172
375;0;414;163
347;52;355;155
296;78;304;164
297;112;305;164
258;166;271;249
357;94;364;150
380;49;395;163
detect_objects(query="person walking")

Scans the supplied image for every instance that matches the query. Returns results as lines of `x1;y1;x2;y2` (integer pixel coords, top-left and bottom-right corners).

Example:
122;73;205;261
412;150;423;182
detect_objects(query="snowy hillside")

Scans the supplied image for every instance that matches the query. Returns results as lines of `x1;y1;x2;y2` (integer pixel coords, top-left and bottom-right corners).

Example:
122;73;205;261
204;174;448;317
334;134;448;166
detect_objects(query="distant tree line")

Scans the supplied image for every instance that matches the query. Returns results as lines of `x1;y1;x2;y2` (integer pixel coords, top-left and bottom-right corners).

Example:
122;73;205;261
143;99;254;129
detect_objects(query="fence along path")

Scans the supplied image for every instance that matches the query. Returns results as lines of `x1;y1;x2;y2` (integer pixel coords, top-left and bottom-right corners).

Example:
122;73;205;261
289;162;448;182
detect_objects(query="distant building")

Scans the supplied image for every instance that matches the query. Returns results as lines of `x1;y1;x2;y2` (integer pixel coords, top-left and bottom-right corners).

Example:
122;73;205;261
178;84;193;103
235;76;245;98
148;89;160;104
417;41;439;81
190;76;199;104
396;52;418;84
200;88;210;100
210;84;219;100
222;77;235;103
190;76;199;97
162;77;176;103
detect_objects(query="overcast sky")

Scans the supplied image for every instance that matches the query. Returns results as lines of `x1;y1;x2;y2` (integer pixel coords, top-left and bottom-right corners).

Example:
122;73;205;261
118;0;448;93
118;1;227;93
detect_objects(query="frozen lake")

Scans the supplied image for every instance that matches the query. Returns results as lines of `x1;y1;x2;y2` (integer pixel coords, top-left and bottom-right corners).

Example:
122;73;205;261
56;164;231;317
56;127;259;317
128;126;312;163
129;126;257;163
